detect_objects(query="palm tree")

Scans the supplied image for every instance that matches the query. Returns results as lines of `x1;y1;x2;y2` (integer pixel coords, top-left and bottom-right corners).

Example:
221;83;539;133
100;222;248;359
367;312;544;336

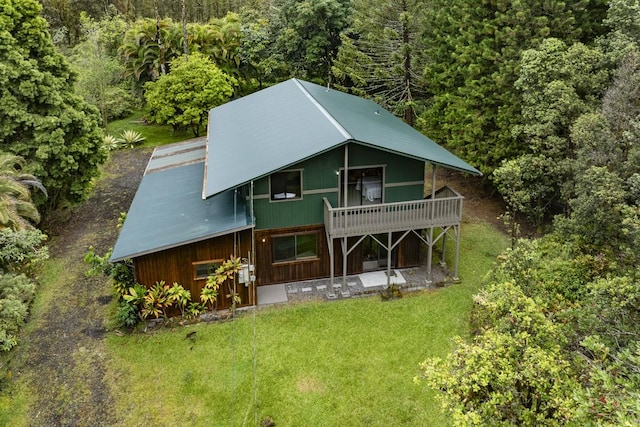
0;152;47;231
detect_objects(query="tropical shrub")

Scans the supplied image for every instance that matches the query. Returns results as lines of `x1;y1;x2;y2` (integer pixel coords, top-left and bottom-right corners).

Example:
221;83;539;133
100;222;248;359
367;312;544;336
116;130;146;149
417;238;640;425
103;134;119;151
0;274;37;351
0;228;48;274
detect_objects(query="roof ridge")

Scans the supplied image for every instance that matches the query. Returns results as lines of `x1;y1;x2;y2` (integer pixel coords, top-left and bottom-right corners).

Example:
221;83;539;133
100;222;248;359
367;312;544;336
292;79;352;140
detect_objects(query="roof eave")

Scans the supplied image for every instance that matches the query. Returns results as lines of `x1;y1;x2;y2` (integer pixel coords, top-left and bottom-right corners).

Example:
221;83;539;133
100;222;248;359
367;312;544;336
109;224;255;263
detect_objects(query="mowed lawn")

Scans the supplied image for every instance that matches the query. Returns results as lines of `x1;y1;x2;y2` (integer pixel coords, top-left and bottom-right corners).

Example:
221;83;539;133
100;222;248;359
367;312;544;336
106;223;508;426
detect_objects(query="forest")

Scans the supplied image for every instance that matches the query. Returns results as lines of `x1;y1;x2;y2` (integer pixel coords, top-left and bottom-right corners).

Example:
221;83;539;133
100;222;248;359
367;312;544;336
1;0;639;425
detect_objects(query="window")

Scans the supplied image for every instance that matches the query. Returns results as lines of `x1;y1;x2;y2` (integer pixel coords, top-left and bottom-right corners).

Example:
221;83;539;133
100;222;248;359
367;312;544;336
270;170;302;201
193;260;222;280
273;233;318;263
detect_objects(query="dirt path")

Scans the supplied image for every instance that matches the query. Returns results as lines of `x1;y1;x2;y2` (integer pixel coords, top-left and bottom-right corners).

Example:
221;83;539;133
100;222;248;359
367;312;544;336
13;148;151;426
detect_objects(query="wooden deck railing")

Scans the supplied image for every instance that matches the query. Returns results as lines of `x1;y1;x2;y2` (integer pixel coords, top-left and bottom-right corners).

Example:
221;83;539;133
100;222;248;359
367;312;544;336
323;195;463;239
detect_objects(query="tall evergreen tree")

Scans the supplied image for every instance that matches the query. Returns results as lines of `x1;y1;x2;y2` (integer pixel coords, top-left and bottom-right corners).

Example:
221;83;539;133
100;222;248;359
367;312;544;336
332;0;428;125
419;1;605;175
0;0;107;209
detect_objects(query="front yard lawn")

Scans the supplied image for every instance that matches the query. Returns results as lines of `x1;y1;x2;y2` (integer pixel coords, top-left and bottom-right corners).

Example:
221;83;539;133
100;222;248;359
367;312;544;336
106;223;508;426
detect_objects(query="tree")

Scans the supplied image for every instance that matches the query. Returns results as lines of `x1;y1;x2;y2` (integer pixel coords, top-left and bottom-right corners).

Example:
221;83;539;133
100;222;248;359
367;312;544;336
238;16;289;89
417;237;640;425
553;52;640;259
190;13;243;76
419;1;605;175
0;0;107;210
332;0;428;125
270;0;351;82
0;153;46;231
119;17;181;96
494;39;611;226
120;15;244;98
70;13;134;128
144;52;236;136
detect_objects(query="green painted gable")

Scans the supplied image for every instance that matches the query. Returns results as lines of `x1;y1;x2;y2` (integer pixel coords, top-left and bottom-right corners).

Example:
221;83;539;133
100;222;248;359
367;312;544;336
251;143;426;229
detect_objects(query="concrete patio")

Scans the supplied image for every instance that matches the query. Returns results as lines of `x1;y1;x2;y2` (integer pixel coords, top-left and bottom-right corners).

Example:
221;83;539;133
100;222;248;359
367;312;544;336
256;263;451;306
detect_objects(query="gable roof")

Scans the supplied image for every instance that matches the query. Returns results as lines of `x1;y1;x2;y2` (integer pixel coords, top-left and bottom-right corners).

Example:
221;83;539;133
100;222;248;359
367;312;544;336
110;148;252;262
203;78;480;199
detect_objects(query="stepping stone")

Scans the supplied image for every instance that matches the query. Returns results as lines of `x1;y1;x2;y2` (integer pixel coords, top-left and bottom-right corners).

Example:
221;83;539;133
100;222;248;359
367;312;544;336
333;283;342;290
316;285;327;291
301;287;312;293
287;287;299;294
347;281;358;288
326;293;337;300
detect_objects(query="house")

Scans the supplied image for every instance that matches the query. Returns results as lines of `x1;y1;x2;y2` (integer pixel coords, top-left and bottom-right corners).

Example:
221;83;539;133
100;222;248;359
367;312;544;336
110;79;481;310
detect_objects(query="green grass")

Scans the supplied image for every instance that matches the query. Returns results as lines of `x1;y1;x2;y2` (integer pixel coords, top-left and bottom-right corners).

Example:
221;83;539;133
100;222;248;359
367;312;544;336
105;223;508;426
106;111;202;148
0;258;67;426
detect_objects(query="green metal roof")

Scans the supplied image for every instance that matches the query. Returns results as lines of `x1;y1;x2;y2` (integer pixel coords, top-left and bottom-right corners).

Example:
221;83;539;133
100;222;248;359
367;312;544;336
204;78;480;198
110;160;251;262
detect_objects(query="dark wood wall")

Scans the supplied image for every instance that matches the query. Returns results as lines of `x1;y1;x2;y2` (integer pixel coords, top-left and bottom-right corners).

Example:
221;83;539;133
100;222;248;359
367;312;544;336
133;227;423;302
254;225;328;285
133;230;254;310
254;225;423;286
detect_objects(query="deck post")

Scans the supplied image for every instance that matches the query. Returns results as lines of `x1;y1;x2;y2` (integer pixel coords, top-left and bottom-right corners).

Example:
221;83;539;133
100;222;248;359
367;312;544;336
386;231;392;287
426;228;433;284
342;236;348;288
329;238;334;288
426;164;436;283
440;232;447;267
453;224;461;282
342;144;349;290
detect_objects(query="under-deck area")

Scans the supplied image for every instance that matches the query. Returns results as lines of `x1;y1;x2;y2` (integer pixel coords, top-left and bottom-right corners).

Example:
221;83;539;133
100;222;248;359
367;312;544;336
323;186;465;286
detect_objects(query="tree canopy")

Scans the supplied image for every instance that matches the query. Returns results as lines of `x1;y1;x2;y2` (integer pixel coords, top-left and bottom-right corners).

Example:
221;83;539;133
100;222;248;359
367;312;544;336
0;0;106;209
144;52;236;136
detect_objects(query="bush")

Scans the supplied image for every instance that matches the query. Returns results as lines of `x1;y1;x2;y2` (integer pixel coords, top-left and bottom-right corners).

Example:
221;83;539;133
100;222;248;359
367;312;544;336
0;274;37;352
114;300;139;328
0;228;48;274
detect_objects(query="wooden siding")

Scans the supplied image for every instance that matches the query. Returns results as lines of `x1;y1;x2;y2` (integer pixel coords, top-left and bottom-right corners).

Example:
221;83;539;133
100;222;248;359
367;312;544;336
133;230;254;310
254;225;328;285
254;225;422;285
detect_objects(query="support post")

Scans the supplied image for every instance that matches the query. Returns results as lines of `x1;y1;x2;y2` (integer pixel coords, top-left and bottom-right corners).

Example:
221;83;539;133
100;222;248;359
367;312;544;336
426;228;433;284
431;163;437;199
426;164;436;283
342;144;349;290
342;236;348;288
453;224;461;282
329;238;334;288
386;231;392;287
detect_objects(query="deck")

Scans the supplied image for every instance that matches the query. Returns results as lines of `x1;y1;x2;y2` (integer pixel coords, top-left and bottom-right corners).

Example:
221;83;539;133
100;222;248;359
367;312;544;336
323;193;463;239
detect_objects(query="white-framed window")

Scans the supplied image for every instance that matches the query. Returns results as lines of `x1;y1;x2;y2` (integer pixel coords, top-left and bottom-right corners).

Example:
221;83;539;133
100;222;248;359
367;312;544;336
272;232;318;263
270;170;302;201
